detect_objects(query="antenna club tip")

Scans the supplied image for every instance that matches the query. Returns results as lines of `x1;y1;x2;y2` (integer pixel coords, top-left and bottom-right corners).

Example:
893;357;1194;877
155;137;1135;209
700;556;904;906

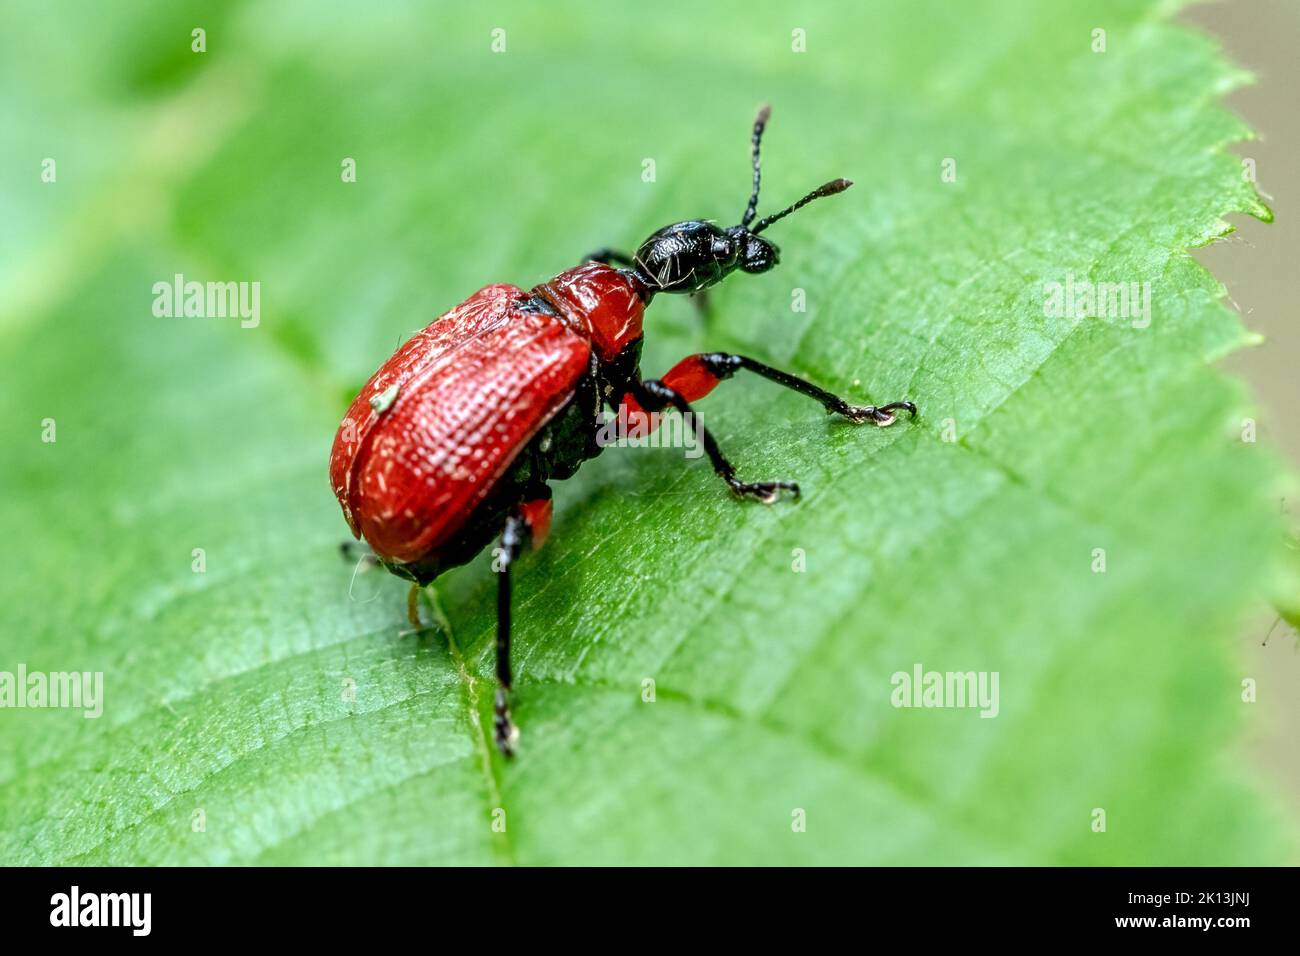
831;178;853;192
756;103;772;123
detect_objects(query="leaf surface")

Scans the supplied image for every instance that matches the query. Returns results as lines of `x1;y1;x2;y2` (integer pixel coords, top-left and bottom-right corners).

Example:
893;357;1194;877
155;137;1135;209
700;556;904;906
0;0;1288;864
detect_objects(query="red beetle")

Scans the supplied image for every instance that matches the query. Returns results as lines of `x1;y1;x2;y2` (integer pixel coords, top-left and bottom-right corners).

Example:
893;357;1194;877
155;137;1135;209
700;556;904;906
331;107;916;755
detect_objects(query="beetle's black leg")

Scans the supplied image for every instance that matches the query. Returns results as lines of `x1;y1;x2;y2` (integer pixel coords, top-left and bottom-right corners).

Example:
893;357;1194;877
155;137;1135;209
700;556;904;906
492;510;530;757
689;287;714;321
672;352;918;426
629;379;799;504
583;248;636;267
407;584;423;630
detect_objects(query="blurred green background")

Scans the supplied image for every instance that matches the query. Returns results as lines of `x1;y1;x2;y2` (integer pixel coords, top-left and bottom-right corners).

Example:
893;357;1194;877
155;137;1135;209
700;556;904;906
1184;0;1300;827
0;0;1295;864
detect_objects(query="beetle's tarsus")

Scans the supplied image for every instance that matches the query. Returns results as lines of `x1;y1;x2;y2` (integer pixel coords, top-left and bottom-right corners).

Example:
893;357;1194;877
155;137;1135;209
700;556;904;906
840;400;917;427
494;688;519;758
729;478;800;504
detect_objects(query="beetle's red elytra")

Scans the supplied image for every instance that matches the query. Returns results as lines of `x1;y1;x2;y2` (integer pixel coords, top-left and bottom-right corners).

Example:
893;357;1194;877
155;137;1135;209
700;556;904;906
331;106;917;756
331;281;599;564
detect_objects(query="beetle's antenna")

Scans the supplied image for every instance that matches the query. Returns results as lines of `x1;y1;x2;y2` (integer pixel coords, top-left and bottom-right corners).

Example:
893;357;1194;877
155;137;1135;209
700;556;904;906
741;104;771;229
750;178;853;235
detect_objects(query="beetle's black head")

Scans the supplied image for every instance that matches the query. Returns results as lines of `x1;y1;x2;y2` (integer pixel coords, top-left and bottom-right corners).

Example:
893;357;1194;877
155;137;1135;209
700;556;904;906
631;105;851;296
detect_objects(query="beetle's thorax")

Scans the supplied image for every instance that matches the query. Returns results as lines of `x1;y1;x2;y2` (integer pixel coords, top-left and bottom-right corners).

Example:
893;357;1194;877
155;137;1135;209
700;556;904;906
532;262;647;363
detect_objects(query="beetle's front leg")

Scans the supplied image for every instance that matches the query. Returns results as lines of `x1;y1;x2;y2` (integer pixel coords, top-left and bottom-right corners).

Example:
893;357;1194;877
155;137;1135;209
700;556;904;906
689;287;714;322
583;248;636;268
628;379;799;504
654;352;918;426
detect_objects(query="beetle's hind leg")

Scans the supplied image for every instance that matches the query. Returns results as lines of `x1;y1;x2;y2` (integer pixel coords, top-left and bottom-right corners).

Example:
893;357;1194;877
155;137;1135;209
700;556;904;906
492;494;553;758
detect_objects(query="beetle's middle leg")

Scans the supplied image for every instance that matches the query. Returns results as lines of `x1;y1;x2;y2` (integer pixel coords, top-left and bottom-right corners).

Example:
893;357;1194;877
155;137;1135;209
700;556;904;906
621;354;916;502
491;494;552;757
627;379;799;503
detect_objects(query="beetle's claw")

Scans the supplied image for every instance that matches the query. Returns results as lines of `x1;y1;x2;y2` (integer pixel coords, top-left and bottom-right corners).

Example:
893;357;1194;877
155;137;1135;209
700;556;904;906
841;400;917;427
729;479;800;504
495;724;519;758
494;688;519;758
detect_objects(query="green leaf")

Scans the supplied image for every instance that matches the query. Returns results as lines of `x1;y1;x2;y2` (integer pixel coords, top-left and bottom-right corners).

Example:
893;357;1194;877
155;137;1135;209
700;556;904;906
0;0;1291;864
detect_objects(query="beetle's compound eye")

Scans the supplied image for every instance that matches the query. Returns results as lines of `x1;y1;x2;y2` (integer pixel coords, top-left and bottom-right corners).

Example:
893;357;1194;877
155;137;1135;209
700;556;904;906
739;234;779;274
